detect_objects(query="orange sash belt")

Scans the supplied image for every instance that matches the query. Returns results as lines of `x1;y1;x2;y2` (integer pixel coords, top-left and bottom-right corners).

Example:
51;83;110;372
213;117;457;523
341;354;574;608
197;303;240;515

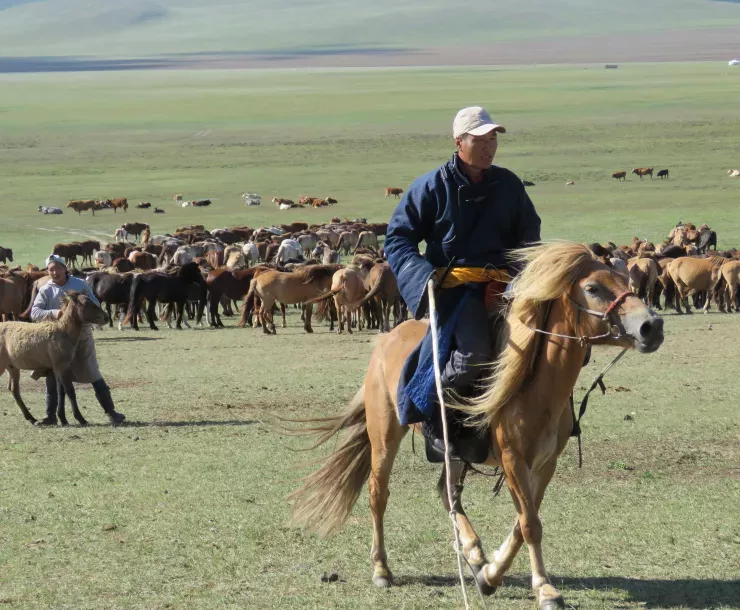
435;266;510;289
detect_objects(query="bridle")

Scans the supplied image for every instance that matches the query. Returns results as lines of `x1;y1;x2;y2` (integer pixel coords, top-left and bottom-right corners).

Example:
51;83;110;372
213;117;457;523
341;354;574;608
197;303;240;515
526;289;637;347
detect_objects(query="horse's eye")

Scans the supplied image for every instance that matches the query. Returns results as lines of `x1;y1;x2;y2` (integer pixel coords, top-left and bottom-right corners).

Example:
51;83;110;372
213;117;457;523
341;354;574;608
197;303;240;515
585;285;599;295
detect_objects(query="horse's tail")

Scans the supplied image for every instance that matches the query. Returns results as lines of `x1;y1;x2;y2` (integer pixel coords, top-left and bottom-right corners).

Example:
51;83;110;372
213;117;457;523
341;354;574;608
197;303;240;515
19;280;41;320
356;275;383;307
305;286;341;306
662;267;676;309
289;386;370;537
123;274;143;326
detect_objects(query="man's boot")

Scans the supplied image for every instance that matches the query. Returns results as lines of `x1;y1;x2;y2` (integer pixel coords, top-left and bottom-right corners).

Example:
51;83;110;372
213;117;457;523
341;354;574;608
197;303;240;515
422;410;462;463
35;374;59;426
92;379;126;425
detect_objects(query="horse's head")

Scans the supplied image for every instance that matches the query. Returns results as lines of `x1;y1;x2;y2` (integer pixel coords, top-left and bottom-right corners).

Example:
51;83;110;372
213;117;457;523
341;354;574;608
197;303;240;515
62;291;109;327
568;257;664;354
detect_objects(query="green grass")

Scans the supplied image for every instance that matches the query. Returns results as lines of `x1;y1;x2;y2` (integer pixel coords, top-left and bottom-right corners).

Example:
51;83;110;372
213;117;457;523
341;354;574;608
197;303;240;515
1;63;740;609
2;0;740;57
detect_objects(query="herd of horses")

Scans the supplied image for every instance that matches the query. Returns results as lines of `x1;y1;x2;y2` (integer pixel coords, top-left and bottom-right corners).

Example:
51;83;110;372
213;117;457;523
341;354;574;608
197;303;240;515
0;218;400;337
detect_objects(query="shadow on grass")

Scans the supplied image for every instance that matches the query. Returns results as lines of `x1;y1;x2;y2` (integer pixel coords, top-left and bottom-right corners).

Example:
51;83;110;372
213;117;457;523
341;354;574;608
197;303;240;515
96;336;164;342
125;419;261;428
555;575;740;608
399;574;740;608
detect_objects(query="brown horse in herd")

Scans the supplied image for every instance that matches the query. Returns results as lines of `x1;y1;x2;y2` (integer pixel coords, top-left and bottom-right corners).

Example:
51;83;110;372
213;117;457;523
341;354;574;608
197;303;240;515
290;242;664;610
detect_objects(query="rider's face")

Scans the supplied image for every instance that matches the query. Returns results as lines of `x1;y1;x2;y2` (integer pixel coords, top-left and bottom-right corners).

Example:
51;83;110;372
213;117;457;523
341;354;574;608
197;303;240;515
456;131;499;171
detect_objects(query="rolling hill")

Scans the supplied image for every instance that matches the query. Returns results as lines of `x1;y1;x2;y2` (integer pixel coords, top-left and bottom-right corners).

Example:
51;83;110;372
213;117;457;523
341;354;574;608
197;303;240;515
1;0;740;60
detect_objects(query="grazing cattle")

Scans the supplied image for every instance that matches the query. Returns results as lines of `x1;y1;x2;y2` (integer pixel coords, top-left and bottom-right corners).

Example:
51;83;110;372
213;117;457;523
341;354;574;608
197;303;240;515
0;247;13;264
612;171;626;181
242;193;262;206
120;222;149;242
181;201;191;207
136;202;152;209
173;194;183;202
66;199;97;215
272;197;295;207
656;169;669;179
727;169;740;177
385;188;404;199
245;264;342;334
325;197;338;204
124;262;207;331
307;267;367;334
105;198;128;213
191;199;212;207
37;206;63;214
154;207;165;214
565;180;575;186
631;167;653;179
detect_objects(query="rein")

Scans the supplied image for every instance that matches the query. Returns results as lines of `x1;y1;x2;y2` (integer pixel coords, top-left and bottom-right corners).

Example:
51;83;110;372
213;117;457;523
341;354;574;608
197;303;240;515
523;289;636;467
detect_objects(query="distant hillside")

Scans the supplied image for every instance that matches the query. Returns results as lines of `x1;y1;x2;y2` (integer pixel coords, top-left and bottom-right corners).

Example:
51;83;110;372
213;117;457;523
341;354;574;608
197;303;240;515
2;0;740;58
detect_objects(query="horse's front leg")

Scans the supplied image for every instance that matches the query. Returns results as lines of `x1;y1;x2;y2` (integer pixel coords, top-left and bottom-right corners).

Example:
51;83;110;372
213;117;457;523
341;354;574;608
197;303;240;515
438;462;488;576
303;303;314;333
487;452;562;609
58;373;87;427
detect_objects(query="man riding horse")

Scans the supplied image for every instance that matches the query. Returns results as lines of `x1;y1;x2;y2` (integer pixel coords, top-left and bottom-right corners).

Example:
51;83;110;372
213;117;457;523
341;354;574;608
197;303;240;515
385;106;541;461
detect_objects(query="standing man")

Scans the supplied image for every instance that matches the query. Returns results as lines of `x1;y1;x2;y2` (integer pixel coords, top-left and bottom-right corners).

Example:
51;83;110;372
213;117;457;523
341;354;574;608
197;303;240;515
384;106;541;460
30;255;126;426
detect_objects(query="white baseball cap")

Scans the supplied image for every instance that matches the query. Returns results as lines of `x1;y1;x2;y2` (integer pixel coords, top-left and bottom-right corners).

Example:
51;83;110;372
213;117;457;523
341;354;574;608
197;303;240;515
453;106;506;139
45;254;67;268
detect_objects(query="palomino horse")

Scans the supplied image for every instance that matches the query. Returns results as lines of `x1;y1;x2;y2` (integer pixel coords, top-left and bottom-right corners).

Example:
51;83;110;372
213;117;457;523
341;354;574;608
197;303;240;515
290;242;664;609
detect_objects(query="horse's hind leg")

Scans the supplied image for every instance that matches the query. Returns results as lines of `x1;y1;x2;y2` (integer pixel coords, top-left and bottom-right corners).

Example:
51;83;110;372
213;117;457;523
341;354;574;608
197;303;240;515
367;417;405;588
7;367;37;424
438;462;488;575
55;377;69;426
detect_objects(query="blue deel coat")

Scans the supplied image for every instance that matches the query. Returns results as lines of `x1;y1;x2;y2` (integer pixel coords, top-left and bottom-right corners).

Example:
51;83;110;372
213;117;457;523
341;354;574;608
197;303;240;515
385;153;541;424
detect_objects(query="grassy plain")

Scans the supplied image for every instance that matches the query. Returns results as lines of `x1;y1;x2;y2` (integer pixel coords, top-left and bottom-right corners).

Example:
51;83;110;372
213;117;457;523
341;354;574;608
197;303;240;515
0;63;739;609
2;0;740;58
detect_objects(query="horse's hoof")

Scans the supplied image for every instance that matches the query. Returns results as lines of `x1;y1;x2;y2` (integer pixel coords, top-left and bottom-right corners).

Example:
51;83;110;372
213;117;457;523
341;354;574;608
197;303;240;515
372;575;393;588
539;597;565;610
34;417;55;427
77;420;89;427
474;570;497;596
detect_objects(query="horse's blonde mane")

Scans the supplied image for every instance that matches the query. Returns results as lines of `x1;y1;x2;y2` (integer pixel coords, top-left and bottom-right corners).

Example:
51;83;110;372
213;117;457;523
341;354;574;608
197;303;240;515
460;241;598;428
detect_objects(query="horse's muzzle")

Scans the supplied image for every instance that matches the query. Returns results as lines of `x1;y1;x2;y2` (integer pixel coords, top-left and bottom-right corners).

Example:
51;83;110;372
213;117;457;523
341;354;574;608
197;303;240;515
626;311;664;353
